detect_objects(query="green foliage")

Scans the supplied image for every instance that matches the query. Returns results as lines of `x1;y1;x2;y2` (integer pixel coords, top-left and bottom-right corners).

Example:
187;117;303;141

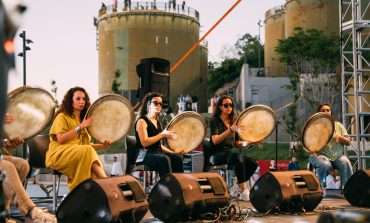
208;33;263;94
111;69;122;94
50;79;59;109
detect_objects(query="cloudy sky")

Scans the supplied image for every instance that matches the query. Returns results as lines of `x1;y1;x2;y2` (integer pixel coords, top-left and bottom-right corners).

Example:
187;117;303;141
9;0;285;101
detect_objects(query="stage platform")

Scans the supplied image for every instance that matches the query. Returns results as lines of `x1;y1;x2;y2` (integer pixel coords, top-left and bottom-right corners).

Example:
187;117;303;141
8;183;369;222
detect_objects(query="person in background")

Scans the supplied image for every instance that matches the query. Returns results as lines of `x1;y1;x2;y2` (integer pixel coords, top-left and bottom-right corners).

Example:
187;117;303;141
326;169;340;189
288;156;300;170
308;103;352;195
135;92;184;178
111;156;120;176
45;87;111;190
209;95;257;201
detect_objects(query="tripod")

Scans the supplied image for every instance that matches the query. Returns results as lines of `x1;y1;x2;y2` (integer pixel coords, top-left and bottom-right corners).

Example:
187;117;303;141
273;119;299;171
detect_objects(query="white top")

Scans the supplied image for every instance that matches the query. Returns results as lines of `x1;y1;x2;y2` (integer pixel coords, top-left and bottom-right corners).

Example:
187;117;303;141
111;161;121;175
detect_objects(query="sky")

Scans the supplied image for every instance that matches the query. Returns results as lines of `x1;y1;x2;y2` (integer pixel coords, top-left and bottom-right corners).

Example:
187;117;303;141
9;0;285;102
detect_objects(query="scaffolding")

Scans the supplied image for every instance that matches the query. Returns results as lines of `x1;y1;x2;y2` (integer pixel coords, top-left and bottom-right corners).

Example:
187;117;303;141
340;0;370;169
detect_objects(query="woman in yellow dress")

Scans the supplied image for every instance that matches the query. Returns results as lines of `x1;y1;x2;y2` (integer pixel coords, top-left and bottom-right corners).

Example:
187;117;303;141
45;87;110;190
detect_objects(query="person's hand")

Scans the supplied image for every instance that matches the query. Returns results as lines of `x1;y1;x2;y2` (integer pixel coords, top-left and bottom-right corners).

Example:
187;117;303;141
161;129;177;140
334;134;341;143
80;117;94;129
102;140;111;149
176;149;186;154
3;114;15;124
5;137;24;148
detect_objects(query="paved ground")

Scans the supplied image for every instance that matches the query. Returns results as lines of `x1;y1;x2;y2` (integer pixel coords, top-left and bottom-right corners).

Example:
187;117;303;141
7;181;367;223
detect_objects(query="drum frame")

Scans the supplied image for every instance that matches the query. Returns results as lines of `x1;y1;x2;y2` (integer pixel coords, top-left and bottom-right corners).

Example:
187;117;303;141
85;94;134;143
4;85;56;139
301;112;335;153
236;104;277;143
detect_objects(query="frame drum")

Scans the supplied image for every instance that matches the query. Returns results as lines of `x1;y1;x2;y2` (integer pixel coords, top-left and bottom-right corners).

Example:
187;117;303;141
165;111;206;153
301;113;334;152
4;86;56;140
86;94;133;143
236;105;276;143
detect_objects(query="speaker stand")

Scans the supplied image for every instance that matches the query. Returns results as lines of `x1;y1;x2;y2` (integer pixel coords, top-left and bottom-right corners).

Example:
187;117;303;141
273;119;299;171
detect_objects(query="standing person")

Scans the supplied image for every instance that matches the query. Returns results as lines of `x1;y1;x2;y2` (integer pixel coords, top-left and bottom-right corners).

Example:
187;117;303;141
209;95;258;201
45;87;111;190
308;103;352;194
135;92;184;178
111;156;120;176
181;1;185;11
288;156;300;170
191;95;198;112
1;114;56;223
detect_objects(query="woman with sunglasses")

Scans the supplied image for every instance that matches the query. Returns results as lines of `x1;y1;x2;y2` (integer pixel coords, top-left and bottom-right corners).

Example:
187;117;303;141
308;103;352;196
209;95;257;201
135;92;184;177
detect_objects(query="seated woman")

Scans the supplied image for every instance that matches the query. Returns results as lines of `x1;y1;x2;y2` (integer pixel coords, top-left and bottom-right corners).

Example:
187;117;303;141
308;103;352;194
45;87;110;190
135;92;183;178
209;95;258;201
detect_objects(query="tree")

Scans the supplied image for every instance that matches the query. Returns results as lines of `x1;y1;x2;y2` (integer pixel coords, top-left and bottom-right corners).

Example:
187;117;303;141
275;28;340;130
111;69;121;94
235;33;264;70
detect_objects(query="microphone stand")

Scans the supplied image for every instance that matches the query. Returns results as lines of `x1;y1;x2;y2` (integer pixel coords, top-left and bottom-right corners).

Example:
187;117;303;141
274;119;299;171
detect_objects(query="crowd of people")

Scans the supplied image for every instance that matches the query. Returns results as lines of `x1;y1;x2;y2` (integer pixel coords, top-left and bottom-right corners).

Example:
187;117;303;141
176;94;198;113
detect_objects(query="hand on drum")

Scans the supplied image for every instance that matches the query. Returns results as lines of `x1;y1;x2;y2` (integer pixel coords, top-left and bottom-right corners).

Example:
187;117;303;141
80;117;94;129
161;129;177;140
175;149;186;155
3;114;15;124
4;137;24;148
101;140;111;149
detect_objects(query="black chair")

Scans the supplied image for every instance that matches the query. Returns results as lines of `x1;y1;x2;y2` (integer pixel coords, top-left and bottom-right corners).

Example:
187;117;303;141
125;135;155;191
202;138;229;185
26;135;62;212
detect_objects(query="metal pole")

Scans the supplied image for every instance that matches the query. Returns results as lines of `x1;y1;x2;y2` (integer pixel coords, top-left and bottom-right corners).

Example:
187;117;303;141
21;31;26;85
258;20;262;75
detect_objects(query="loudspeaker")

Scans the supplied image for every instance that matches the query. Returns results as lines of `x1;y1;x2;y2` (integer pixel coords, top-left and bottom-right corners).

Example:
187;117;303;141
56;176;148;223
136;57;170;106
344;170;370;207
250;170;323;213
318;210;370;223
148;173;230;222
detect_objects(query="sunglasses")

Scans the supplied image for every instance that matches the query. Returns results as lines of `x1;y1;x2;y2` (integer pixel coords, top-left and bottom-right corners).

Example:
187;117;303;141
151;101;163;107
222;103;234;108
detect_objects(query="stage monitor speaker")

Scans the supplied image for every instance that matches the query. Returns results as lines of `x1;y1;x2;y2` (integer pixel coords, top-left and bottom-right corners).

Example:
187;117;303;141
56;176;148;223
318;210;370;223
250;170;323;213
136;57;170;106
344;169;370;208
148;173;230;222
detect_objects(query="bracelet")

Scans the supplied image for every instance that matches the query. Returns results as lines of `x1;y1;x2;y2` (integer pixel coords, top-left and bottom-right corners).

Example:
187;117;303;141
74;126;81;133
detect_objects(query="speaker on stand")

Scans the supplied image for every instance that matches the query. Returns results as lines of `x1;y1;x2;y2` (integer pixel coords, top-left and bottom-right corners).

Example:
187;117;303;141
56;176;148;223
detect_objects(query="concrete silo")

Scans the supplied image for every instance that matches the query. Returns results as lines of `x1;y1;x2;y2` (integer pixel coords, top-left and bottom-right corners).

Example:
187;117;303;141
264;5;286;77
284;0;339;37
96;2;207;111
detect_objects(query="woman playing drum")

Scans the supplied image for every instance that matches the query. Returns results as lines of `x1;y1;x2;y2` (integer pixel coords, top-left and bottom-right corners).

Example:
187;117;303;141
308;103;353;192
45;87;111;190
209;95;257;201
135;92;184;178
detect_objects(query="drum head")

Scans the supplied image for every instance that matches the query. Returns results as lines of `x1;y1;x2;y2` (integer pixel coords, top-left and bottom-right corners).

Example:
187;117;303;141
86;94;133;143
302;113;334;152
4;86;56;140
236;105;276;143
165;111;206;153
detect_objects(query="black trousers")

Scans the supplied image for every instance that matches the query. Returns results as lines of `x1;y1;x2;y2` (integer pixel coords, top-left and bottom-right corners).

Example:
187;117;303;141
209;152;257;184
143;152;184;177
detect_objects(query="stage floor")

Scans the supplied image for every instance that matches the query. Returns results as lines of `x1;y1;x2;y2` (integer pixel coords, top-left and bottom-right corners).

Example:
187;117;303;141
10;183;370;222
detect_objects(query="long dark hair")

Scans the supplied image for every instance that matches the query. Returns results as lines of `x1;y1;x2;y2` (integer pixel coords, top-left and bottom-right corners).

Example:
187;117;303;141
317;103;333;116
213;95;236;123
137;92;162;120
55;87;91;121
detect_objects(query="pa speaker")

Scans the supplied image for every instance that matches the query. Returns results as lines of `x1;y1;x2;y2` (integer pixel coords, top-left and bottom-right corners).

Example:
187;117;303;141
56;176;148;223
136;57;170;106
344;170;370;207
250;170;323;213
148;173;230;222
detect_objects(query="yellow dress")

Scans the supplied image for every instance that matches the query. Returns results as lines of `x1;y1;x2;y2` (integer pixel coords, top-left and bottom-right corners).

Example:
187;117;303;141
45;112;102;190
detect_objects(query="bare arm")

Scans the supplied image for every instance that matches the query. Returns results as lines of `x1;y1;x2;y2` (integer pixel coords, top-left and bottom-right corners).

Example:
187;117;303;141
136;118;175;148
56;117;93;144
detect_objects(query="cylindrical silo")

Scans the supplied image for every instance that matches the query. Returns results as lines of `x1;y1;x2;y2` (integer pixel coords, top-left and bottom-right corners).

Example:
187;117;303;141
285;0;339;37
264;5;286;77
96;2;205;111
